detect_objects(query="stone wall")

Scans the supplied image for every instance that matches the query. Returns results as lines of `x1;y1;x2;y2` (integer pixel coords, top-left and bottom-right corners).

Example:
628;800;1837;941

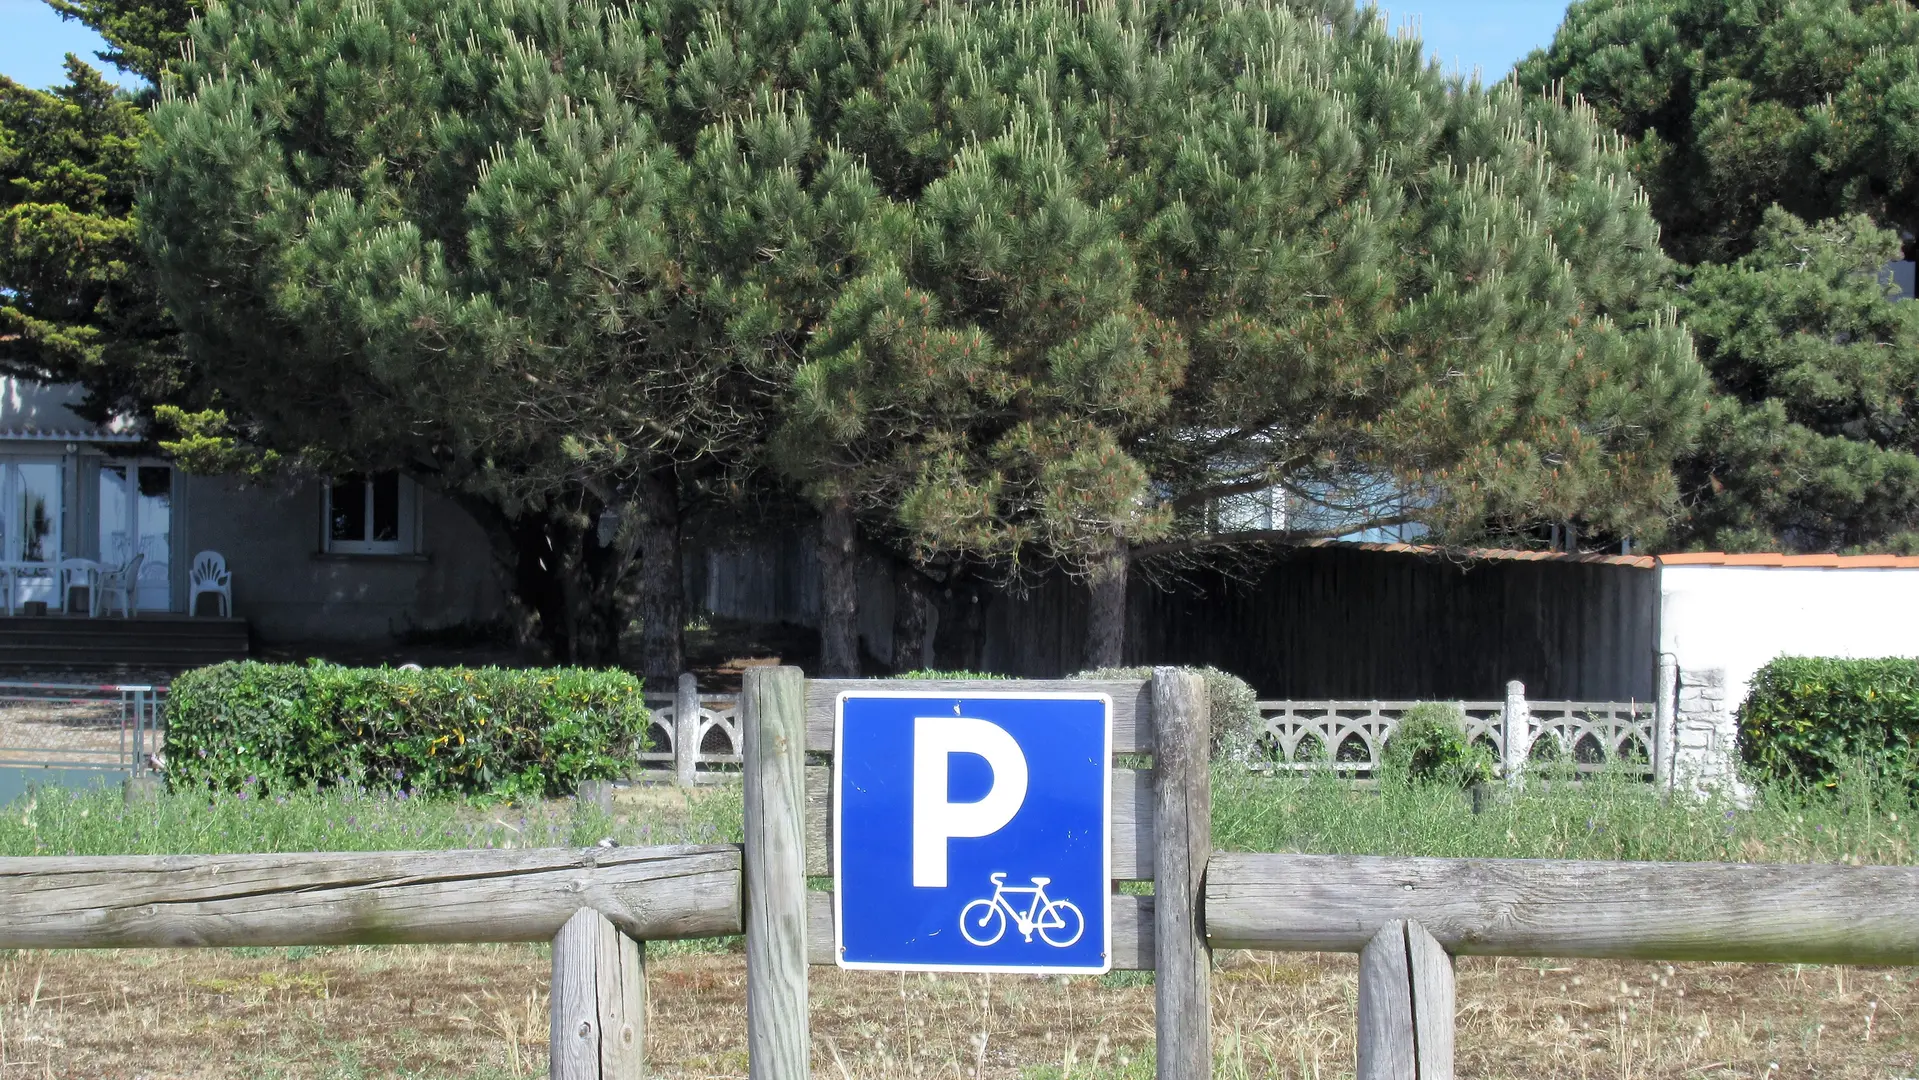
1670;665;1742;793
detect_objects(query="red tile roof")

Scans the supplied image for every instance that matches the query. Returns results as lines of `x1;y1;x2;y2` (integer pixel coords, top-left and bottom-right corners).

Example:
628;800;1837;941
1656;552;1919;568
1296;540;1919;570
1297;539;1657;568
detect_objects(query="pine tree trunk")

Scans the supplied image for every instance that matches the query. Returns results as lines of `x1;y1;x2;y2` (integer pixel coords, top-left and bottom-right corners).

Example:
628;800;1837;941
632;471;684;686
891;560;933;674
452;493;603;664
932;574;986;674
559;501;630;667
1085;542;1129;670
818;496;860;677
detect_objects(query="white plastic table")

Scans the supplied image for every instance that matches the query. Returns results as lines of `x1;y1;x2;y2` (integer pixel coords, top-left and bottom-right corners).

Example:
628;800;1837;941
1;562;61;616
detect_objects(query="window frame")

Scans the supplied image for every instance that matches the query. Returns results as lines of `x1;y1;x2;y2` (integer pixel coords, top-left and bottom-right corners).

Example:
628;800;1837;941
322;471;418;556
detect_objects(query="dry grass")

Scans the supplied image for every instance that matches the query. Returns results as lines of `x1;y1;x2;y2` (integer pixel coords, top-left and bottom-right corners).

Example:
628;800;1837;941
0;945;1911;1078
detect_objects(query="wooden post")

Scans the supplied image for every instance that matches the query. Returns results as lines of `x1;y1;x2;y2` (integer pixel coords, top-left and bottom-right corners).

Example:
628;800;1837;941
1152;667;1211;1080
1500;681;1529;787
743;666;808;1080
550;907;646;1080
674;673;701;788
1357;919;1454;1080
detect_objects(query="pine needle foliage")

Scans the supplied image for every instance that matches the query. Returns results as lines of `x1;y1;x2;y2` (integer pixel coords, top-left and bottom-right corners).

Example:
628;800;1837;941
143;0;1707;650
1519;0;1919;267
0;58;182;419
1667;210;1919;551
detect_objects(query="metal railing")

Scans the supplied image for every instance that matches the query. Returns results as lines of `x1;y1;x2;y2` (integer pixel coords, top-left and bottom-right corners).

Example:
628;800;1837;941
0;682;167;801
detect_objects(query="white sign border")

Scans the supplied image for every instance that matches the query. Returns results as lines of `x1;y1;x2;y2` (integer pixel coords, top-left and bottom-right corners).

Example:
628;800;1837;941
832;688;1115;975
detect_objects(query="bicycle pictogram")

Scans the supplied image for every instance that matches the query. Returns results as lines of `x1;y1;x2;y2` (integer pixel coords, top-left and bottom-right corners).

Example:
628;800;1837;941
958;873;1085;947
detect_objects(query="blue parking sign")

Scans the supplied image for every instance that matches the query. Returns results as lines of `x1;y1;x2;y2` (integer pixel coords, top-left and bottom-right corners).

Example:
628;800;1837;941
833;690;1112;974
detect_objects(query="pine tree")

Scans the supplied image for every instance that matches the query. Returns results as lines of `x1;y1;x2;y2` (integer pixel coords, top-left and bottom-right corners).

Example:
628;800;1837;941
44;0;201;87
0;57;181;419
1525;0;1919;554
1518;0;1919;264
148;0;1710;673
765;1;1707;666
1667;209;1919;551
143;0;732;674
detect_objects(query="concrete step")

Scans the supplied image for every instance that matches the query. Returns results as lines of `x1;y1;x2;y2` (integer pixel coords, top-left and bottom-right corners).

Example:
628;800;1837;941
0;615;250;670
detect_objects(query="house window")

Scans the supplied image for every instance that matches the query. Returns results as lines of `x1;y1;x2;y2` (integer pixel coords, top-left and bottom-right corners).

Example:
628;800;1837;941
325;472;417;555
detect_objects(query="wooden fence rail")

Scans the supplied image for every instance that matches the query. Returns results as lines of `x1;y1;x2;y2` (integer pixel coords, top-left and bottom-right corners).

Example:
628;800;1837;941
1208;851;1919;1079
1206;852;1919;964
0;846;741;1080
0;846;741;949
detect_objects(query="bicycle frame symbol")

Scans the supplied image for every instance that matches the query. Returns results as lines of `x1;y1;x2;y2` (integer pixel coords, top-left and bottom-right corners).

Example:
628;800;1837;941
959;873;1085;947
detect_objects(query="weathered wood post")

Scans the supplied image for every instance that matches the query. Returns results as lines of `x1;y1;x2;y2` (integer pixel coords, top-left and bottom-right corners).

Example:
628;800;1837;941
550;907;646;1080
1500;681;1530;787
743;666;809;1080
674;673;701;788
1357;919;1454;1080
1153;667;1211;1079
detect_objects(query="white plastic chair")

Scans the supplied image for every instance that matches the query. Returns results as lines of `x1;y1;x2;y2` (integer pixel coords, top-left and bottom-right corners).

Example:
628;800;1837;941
57;558;101;614
189;550;232;617
95;553;144;619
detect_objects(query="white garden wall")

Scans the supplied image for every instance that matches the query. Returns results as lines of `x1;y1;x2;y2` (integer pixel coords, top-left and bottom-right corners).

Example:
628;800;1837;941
1659;562;1919;710
1657;558;1919;787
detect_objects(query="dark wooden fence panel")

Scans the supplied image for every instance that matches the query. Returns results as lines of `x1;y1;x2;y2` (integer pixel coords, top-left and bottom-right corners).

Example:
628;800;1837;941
974;546;1657;701
692;537;1658;701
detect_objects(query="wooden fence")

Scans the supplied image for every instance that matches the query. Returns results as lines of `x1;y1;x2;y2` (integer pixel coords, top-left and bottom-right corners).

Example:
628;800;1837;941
0;847;741;1079
738;668;1919;1080
6;669;1917;1080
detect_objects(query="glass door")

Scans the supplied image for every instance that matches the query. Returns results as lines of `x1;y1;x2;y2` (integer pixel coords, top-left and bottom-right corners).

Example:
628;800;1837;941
0;462;65;608
98;463;173;612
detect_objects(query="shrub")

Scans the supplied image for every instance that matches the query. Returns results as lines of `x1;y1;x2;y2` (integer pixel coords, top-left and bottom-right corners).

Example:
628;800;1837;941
1379;702;1495;788
1740;657;1919;789
165;661;650;800
1073;666;1262;762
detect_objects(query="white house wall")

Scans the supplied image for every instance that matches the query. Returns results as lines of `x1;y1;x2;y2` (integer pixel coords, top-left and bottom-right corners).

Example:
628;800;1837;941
179;474;507;644
1658;565;1919;713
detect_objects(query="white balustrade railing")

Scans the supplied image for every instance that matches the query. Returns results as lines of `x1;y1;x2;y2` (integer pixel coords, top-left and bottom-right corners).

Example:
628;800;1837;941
637;677;1655;781
1254;691;1654;777
637;692;742;774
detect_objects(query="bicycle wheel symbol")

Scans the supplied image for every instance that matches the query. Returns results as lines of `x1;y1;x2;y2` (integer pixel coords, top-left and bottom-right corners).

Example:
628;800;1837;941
959;898;1006;946
1038;899;1084;947
958;874;1086;948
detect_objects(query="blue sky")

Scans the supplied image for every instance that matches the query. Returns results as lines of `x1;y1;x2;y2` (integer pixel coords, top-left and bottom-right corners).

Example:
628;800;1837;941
0;0;1571;90
1402;2;1573;82
1;0;135;89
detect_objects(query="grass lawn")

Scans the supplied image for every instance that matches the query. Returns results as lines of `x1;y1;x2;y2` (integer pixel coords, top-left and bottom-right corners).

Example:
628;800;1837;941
0;770;1913;1077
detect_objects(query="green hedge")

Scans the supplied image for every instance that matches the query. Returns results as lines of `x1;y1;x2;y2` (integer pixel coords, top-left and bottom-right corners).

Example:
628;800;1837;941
1740;657;1919;788
897;665;1262;759
165;662;650;799
1073;665;1262;761
1379;702;1496;788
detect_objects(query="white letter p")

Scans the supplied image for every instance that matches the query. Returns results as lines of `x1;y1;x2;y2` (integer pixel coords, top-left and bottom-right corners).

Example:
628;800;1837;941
912;717;1028;888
